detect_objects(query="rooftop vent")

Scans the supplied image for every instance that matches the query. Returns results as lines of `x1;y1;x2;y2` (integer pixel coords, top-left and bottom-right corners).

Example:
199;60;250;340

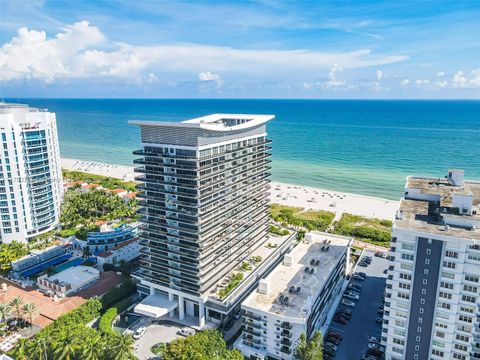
258;279;270;295
283;254;294;266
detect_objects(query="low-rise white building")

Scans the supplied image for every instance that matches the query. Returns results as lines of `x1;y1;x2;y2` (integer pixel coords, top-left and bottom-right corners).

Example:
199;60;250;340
235;232;352;360
37;265;100;296
96;237;141;271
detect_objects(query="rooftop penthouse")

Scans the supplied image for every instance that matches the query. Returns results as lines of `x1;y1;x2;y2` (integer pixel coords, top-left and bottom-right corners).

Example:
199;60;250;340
242;232;352;320
396;169;480;239
130;113;274;132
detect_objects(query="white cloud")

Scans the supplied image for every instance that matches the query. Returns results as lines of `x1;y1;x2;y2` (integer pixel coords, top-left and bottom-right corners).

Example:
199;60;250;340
468;69;480;87
0;21;105;82
376;70;383;81
452;71;468;88
323;64;346;88
198;71;220;82
401;78;410;86
435;80;448;88
436;71;445;77
415;79;429;85
0;21;409;83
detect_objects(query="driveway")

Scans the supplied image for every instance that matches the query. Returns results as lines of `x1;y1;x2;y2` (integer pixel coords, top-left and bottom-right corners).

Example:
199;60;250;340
329;251;388;359
134;322;183;360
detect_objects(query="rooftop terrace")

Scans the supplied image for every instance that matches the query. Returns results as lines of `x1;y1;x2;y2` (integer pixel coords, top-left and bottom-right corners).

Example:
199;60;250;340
396;170;480;239
129;113;274;132
242;232;351;320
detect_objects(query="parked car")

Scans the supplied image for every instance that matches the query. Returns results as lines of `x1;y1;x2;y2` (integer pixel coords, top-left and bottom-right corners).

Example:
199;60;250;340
381;253;390;259
324;343;338;351
369;336;381;344
375;317;383;325
325;336;341;345
327;330;343;340
336;311;351;320
368;342;385;352
343;293;360;300
333;316;348;325
377;308;384;315
177;327;196;337
346;289;360;296
357;272;367;277
133;326;146;340
353;274;365;280
341;308;353;316
358;261;369;267
362;354;379;360
374;252;382;257
341;299;355;307
348;283;361;291
324;347;336;358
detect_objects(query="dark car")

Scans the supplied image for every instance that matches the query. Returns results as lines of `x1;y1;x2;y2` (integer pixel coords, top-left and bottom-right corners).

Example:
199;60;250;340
325;336;341;345
327;330;343;340
358;261;368;267
336;311;352;320
333;316;348;325
375;317;383;325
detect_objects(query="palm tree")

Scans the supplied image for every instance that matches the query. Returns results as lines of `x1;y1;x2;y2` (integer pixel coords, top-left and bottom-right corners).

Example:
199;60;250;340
14;337;30;360
0;302;11;323
22;302;38;328
29;336;50;360
81;333;105;360
9;296;23;320
110;334;136;360
53;335;80;360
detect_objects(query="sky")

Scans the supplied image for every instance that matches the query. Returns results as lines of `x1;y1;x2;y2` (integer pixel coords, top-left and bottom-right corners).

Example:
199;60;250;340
0;0;480;99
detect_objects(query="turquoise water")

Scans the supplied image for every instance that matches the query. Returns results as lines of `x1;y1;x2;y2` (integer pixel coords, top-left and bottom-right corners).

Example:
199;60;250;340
9;99;480;200
54;257;85;272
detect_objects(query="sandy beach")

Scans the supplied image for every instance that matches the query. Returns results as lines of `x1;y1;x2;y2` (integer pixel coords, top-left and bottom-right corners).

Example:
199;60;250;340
61;157;398;220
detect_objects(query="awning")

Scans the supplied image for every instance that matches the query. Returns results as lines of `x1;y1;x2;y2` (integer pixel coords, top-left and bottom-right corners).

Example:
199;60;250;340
134;294;178;318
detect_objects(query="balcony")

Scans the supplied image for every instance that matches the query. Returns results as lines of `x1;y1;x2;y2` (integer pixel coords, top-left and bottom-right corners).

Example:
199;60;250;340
281;322;292;330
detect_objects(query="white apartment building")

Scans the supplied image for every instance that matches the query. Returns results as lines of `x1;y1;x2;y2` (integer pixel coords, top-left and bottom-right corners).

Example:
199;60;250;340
383;170;480;360
0;103;63;243
235;232;352;360
130;114;285;328
96;237;141;270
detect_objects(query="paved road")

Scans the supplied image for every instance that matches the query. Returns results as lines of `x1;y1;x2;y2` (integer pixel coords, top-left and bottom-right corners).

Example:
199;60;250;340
134;322;182;360
329;251;389;359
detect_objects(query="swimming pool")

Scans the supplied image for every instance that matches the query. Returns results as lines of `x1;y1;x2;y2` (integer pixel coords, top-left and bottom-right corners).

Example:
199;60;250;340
54;257;85;272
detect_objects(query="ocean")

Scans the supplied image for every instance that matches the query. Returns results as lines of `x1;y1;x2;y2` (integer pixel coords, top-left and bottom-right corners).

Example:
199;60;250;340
9;99;480;200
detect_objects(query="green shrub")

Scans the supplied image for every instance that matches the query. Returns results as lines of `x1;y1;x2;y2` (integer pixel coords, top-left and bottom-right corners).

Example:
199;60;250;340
63;169;137;192
269;204;334;231
99;307;118;335
218;273;244;299
251;256;262;263
333;213;392;247
269;225;289;236
241;261;252;271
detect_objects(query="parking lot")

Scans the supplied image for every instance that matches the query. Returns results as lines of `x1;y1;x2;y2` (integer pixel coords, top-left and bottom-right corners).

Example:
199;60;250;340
327;251;389;359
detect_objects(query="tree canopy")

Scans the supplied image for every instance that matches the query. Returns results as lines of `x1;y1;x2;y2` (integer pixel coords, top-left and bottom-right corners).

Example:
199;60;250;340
161;330;243;360
294;331;323;360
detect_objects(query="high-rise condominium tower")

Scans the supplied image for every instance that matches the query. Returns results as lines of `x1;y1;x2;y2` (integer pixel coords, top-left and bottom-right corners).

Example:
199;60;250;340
0;103;63;244
383;170;480;360
131;114;276;327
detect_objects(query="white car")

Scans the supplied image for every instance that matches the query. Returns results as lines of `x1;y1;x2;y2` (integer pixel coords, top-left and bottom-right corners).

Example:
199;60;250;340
177;327;196;337
132;326;146;340
369;336;381;344
341;299;355;307
343;293;360;301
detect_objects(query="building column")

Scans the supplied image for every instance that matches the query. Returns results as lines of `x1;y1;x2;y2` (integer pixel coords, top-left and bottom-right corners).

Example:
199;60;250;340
169;292;174;318
198;303;205;328
178;295;184;320
149;286;155;295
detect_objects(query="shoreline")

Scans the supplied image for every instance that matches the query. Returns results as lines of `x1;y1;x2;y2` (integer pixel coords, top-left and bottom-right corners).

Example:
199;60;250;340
61;157;398;220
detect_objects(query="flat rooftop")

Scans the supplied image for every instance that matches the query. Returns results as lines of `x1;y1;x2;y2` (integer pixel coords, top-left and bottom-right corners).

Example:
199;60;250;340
0;102;45;113
45;265;99;287
396;174;480;239
243;232;351;320
130;113;274;132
